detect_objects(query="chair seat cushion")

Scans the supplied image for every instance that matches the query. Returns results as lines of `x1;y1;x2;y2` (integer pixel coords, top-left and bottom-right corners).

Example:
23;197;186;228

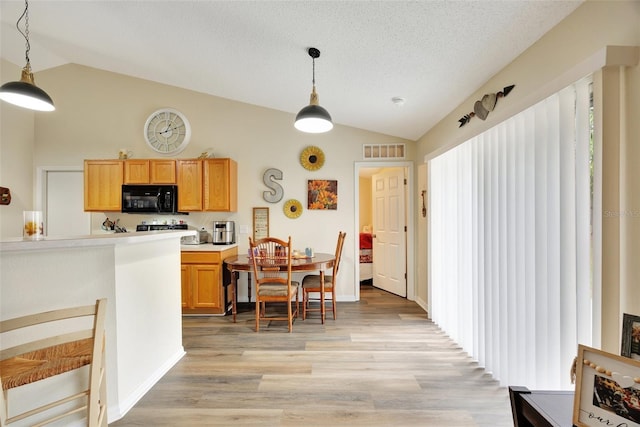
0;338;93;390
302;275;334;289
258;282;299;297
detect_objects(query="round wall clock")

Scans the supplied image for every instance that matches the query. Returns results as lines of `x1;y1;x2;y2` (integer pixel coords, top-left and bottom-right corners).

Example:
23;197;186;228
144;108;192;155
300;146;325;171
283;199;303;219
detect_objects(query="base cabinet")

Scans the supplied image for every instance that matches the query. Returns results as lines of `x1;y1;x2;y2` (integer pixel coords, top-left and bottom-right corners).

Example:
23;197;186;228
181;247;237;315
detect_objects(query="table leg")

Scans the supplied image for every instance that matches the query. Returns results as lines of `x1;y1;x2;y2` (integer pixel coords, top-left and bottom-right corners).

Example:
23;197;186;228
231;271;238;323
247;272;252;304
319;270;325;324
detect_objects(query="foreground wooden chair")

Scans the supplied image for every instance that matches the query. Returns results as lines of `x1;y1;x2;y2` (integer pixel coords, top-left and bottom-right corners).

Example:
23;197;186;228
302;231;346;323
0;299;107;426
249;236;299;332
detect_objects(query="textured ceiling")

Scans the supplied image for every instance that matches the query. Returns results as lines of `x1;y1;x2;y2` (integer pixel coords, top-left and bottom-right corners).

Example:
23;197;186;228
0;0;583;140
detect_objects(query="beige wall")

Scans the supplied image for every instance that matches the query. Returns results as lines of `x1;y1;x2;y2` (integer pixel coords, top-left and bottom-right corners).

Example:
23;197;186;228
621;47;640;327
416;163;428;311
0;60;36;239
358;176;372;230
0;62;413;302
416;0;640;352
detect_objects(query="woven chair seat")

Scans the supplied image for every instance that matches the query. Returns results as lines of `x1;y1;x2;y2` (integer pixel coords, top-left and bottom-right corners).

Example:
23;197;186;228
258;282;299;297
302;275;334;289
0;338;93;390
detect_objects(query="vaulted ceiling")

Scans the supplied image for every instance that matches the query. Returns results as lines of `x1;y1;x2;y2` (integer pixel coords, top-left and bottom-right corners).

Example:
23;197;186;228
0;1;583;140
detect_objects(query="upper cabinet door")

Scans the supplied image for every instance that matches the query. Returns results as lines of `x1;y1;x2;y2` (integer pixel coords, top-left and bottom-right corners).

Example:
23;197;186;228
176;160;203;211
84;160;123;211
203;158;237;212
123;160;149;184
149;160;176;184
124;159;176;184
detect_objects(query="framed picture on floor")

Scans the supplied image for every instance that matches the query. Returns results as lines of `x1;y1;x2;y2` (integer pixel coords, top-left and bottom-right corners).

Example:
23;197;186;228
572;344;640;427
622;313;640;360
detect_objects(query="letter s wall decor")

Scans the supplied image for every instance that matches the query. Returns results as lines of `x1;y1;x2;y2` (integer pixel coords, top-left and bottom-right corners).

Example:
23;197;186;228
263;168;284;203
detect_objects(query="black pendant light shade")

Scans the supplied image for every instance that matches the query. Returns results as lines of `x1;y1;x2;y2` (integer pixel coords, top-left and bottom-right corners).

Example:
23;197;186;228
295;47;332;133
0;67;55;112
0;0;55;112
294;99;333;133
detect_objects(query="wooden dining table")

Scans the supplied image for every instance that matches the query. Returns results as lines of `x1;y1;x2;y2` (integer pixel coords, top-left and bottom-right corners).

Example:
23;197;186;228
224;252;336;322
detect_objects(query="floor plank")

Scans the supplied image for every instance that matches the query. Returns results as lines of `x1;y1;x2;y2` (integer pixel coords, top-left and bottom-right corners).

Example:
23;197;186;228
111;285;513;426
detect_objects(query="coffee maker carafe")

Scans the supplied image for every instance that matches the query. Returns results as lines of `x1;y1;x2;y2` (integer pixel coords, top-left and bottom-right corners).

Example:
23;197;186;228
212;221;235;245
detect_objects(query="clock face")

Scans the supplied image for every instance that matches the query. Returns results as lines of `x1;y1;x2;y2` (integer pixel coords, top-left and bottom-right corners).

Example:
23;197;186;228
144;108;191;155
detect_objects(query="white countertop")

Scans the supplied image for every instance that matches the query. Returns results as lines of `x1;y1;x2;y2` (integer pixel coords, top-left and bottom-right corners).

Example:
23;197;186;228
0;229;195;252
180;243;238;252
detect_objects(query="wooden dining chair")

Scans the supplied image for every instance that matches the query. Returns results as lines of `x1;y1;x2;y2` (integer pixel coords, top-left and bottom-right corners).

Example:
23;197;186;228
302;231;346;323
0;299;107;427
249;236;299;332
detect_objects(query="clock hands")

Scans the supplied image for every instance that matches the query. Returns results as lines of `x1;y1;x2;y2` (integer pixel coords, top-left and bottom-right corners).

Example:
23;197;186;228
159;123;184;135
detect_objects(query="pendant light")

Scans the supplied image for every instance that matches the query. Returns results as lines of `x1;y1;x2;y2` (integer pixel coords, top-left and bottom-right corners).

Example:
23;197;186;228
294;47;332;133
0;0;55;112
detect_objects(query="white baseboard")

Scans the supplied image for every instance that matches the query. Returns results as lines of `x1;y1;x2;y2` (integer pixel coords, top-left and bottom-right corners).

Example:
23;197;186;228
414;297;428;315
107;347;186;423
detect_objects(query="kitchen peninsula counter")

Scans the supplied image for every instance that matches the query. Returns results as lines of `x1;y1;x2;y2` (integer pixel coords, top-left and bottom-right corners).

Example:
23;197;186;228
1;229;195;252
0;230;193;424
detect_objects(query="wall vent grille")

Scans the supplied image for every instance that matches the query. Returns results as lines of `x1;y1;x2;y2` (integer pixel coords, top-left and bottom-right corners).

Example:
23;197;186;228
363;143;405;160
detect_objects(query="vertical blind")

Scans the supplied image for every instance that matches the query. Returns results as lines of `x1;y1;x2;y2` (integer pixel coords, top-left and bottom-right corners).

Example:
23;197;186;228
429;79;592;389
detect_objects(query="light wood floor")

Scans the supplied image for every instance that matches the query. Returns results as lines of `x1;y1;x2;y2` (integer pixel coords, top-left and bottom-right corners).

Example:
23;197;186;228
111;285;513;426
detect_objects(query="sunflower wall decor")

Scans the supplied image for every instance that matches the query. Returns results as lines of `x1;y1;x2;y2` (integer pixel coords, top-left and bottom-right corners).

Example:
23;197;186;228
308;179;338;210
283;199;303;219
300;146;325;171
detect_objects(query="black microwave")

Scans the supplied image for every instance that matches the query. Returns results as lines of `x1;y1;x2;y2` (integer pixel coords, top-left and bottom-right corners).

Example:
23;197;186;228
121;185;182;214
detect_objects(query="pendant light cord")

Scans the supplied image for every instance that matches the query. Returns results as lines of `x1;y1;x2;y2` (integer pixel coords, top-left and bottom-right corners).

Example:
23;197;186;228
294;47;331;133
17;0;31;67
307;48;320;105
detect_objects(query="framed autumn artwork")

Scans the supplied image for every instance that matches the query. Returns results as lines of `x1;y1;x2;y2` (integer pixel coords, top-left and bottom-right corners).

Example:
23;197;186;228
307;179;338;210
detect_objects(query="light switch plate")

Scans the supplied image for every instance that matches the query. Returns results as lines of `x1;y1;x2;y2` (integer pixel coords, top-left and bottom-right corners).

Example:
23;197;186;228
239;225;249;234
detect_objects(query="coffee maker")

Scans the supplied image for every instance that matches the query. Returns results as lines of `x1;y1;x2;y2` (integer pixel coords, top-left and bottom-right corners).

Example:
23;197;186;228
212;221;235;245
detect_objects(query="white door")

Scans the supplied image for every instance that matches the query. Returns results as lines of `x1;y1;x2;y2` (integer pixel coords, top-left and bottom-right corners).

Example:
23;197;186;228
45;170;91;237
372;168;407;297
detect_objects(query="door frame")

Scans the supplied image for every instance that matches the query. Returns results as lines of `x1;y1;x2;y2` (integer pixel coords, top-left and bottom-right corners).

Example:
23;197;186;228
36;166;84;211
35;166;90;235
354;161;415;302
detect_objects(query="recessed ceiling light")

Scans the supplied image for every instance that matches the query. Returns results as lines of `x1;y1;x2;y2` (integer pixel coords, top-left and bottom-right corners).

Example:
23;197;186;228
391;97;406;107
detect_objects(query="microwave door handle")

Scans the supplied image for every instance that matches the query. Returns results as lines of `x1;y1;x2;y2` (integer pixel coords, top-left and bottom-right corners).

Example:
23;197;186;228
156;191;162;213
